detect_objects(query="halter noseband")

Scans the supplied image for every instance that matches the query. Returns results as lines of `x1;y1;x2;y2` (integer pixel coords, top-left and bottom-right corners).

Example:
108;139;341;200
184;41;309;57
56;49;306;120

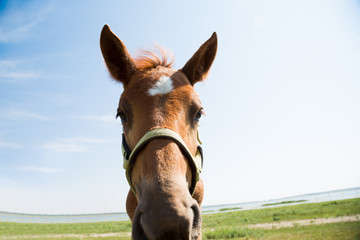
122;128;203;196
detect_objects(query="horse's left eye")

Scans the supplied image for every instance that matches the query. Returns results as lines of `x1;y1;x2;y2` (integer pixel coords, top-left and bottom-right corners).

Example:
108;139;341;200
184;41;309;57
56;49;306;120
195;109;203;122
116;111;127;123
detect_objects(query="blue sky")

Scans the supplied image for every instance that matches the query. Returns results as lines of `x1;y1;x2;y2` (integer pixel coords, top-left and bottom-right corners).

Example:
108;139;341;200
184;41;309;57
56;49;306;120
0;0;359;214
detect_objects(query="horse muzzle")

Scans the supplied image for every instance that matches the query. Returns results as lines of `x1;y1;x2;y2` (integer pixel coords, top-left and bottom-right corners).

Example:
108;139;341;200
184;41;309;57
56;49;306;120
132;190;202;240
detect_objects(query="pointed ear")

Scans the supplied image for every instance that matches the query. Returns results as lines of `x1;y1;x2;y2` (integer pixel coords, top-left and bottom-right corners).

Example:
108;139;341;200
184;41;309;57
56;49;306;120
181;32;217;85
100;24;136;84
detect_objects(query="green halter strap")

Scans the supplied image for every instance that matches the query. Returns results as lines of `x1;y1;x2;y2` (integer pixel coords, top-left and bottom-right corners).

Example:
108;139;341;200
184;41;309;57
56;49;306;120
122;128;203;196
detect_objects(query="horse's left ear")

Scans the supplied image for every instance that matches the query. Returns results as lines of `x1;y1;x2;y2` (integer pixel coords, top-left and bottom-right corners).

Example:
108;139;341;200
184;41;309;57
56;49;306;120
181;32;217;85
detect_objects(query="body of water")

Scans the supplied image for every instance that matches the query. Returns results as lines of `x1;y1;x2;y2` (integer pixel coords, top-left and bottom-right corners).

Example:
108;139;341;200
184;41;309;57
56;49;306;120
1;186;359;223
202;186;360;214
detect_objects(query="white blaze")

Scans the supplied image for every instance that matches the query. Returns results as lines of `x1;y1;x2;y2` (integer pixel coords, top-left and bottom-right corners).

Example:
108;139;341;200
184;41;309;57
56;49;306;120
148;76;174;96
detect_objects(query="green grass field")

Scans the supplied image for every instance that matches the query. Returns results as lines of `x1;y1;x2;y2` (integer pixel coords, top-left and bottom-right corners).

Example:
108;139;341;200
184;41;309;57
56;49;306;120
1;198;359;240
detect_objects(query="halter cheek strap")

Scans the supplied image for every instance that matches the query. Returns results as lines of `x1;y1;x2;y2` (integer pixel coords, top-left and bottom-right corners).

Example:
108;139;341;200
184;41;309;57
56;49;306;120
122;128;203;196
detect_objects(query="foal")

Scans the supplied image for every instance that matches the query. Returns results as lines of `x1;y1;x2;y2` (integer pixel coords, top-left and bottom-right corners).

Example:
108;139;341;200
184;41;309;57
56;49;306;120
100;24;217;240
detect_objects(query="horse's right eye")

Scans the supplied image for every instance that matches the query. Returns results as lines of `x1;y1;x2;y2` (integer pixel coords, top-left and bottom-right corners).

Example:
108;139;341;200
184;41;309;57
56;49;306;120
116;111;127;123
195;108;204;122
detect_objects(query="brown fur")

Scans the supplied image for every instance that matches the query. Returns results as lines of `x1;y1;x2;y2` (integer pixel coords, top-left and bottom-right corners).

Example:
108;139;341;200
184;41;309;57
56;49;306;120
100;24;217;240
133;47;174;69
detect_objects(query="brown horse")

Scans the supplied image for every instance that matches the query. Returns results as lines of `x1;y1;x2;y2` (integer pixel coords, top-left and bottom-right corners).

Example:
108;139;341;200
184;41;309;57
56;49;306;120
100;24;217;240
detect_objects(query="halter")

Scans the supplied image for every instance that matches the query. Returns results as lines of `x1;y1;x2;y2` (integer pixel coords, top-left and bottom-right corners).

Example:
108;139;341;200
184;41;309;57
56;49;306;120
122;128;203;196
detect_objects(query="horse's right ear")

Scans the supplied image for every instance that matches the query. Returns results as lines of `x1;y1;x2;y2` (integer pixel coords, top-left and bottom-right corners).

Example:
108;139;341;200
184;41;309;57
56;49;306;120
100;24;136;84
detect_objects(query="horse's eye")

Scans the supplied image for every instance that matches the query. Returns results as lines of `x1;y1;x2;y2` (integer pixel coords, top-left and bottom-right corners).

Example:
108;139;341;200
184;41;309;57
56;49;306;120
116;111;127;123
195;108;203;122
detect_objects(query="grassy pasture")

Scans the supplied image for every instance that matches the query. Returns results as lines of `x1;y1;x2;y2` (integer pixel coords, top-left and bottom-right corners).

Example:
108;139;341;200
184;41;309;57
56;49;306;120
203;222;360;240
1;198;359;240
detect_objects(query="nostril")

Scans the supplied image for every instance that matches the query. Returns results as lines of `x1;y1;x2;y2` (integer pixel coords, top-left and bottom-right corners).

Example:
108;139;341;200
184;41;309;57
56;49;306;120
191;204;200;228
191;202;202;240
132;211;149;240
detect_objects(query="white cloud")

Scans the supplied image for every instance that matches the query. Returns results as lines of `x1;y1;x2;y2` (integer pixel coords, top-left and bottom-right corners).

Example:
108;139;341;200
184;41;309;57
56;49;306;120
0;18;41;43
72;115;116;124
0;60;17;68
0;4;52;43
0;70;40;79
22;166;63;173
0;109;51;121
0;60;43;83
43;143;88;153
48;94;73;107
43;137;111;153
62;137;110;144
252;15;265;29
0;139;22;149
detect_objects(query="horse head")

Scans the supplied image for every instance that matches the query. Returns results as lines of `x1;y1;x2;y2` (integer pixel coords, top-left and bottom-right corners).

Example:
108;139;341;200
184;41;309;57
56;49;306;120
100;24;217;240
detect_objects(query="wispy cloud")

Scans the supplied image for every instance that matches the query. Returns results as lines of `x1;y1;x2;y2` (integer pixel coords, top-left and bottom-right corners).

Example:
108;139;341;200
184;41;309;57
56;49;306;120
0;60;43;83
71;115;116;124
0;109;51;121
0;3;52;43
48;94;73;107
0;139;22;149
0;18;42;43
22;166;63;173
43;143;89;153
43;137;111;153
252;15;265;29
62;137;110;144
343;35;360;52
